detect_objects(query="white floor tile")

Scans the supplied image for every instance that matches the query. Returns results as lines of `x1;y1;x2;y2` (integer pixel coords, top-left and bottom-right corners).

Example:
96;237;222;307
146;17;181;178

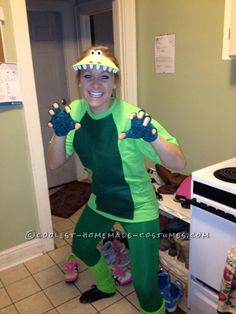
116;282;135;296
44;281;80;307
56;297;97;314
5;277;40;303
100;298;139;314
14;291;53;314
126;291;139;309
0;264;30;286
24;254;55;274
0;304;18;314
91;291;123;311
0;288;12;310
48;245;71;264
74;269;94;293
33;265;64;289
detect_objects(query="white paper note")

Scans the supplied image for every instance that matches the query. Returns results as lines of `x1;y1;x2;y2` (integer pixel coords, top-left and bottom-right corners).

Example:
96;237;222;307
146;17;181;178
0;63;23;106
155;34;175;73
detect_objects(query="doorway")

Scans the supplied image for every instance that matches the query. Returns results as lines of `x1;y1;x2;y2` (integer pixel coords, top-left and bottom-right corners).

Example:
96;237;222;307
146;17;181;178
26;0;115;189
27;10;78;188
90;10;114;48
22;0;137;253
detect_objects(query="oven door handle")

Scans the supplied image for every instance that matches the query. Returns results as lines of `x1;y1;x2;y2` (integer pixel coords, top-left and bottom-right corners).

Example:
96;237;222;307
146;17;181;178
190;198;236;223
190;198;207;209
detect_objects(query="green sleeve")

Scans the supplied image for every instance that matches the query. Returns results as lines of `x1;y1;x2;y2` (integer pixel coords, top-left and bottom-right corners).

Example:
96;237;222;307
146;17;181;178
66;129;76;156
136;119;179;164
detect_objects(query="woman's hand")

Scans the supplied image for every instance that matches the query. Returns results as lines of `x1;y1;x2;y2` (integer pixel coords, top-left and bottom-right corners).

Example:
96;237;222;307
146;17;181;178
47;103;80;169
119;109;186;170
48;103;80;136
119;110;158;142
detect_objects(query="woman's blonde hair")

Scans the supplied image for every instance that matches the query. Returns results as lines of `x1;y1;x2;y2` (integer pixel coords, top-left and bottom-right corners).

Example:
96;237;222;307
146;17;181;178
76;45;120;83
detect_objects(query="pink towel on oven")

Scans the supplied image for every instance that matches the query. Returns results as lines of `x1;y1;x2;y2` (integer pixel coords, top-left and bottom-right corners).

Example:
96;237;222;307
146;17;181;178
218;243;236;314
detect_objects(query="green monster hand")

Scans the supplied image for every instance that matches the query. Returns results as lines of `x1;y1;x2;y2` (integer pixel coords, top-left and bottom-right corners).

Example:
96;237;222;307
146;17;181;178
119;110;158;142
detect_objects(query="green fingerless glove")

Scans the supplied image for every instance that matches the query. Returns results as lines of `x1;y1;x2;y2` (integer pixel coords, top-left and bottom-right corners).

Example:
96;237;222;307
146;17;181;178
124;110;158;142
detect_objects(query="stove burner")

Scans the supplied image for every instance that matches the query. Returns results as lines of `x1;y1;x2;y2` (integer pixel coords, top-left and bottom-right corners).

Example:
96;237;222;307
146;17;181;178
214;167;236;183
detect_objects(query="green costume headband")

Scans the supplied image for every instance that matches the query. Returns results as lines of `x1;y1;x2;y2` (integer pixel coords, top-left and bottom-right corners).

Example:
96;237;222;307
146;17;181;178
72;49;119;74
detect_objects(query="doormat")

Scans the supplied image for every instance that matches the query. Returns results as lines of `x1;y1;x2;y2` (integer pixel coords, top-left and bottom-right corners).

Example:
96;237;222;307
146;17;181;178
50;181;91;218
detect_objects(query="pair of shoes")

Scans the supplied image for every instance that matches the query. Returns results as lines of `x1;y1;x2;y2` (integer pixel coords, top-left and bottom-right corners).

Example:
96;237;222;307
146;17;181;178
80;284;116;303
100;240;126;256
159;238;171;251
174;232;189;268
100;241;117;264
100;241;130;267
111;239;126;253
112;266;132;285
114;251;130;268
157;271;183;312
180;240;189;269
64;259;79;283
168;237;177;257
159;231;177;256
160;215;169;232
157;271;171;297
165;280;183;312
168;243;177;257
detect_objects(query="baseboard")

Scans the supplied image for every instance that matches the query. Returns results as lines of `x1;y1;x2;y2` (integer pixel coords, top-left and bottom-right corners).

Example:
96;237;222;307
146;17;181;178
0;239;43;271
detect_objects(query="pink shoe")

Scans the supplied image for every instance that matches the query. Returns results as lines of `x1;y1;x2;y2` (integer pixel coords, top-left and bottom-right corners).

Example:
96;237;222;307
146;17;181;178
100;241;114;257
64;260;79;283
112;266;132;285
115;251;130;268
111;239;126;253
100;242;130;267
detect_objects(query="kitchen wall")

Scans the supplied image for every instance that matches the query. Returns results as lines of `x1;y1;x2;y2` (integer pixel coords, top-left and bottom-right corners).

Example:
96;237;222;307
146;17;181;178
136;0;236;173
0;0;39;251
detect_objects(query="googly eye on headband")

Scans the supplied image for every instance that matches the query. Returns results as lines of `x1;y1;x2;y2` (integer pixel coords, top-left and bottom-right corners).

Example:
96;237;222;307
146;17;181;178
72;49;119;74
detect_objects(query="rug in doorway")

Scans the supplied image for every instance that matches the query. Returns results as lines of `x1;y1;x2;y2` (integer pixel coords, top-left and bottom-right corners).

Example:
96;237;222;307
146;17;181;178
50;181;91;218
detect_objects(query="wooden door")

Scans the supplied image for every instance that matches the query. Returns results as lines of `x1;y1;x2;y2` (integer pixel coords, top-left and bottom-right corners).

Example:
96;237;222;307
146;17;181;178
28;10;77;188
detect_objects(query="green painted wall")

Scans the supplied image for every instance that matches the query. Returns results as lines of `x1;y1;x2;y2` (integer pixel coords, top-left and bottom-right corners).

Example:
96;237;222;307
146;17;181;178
0;0;38;251
136;0;236;173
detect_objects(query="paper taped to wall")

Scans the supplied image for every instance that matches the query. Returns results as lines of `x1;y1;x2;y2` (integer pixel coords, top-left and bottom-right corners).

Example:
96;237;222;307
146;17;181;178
155;34;175;73
0;62;23;106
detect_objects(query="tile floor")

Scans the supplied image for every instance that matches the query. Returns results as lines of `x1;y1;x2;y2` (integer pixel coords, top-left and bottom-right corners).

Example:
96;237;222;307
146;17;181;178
0;207;140;314
0;205;186;314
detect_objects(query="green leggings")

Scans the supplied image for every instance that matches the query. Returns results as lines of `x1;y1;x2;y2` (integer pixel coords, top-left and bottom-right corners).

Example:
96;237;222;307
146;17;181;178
72;205;163;312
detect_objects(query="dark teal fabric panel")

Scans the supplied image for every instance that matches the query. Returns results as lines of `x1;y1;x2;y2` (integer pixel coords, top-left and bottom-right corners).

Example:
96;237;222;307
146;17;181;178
73;112;134;219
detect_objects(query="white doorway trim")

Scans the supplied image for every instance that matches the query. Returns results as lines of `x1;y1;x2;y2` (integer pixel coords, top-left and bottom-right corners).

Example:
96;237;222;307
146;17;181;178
113;0;137;105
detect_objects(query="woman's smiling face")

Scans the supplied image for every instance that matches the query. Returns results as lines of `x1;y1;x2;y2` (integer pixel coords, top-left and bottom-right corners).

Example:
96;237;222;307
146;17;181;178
79;68;115;114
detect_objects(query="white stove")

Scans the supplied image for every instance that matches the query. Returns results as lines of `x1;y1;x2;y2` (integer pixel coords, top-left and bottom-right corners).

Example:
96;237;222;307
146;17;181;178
188;157;236;314
191;157;236;220
192;157;236;195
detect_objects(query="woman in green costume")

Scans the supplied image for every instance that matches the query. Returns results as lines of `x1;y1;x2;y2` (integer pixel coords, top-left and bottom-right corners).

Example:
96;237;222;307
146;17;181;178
48;45;186;314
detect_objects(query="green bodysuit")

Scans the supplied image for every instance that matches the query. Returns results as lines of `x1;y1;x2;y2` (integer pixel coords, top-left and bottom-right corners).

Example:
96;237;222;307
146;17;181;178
66;97;178;222
66;97;176;313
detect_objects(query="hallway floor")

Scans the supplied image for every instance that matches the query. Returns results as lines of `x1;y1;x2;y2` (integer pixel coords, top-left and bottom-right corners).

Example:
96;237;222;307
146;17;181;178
0;206;186;314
